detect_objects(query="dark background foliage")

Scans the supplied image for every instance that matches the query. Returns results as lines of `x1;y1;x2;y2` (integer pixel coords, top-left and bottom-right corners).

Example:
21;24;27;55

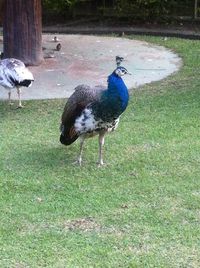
42;0;197;24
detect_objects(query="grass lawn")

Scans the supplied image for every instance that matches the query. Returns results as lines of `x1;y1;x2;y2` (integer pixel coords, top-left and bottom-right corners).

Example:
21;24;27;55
0;36;200;267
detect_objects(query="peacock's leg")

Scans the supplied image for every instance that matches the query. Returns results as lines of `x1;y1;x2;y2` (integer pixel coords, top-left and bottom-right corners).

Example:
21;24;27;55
98;132;106;166
76;136;85;166
16;87;23;108
8;91;13;106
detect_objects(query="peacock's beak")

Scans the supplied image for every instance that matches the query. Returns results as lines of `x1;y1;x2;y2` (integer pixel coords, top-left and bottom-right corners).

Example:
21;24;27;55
127;71;132;75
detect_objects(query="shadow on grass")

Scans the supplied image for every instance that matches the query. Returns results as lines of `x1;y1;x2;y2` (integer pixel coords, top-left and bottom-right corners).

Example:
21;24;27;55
7;141;111;177
10;143;79;173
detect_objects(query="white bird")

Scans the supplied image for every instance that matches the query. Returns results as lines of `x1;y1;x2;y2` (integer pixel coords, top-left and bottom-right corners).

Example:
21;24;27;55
0;58;34;108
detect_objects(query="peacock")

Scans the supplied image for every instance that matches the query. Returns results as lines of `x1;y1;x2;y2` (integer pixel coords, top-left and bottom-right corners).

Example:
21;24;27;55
0;58;34;108
60;57;131;166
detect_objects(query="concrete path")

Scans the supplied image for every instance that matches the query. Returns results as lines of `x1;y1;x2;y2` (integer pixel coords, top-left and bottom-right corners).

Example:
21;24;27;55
0;34;181;100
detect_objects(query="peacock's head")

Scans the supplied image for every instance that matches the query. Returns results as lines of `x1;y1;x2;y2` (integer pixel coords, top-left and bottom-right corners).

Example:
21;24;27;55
114;66;132;77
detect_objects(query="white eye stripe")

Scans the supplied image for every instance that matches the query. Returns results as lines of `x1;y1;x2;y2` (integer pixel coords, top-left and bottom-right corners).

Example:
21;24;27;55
114;66;130;76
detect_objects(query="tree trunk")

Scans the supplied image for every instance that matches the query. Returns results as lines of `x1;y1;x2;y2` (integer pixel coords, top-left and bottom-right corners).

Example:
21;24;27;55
3;0;43;66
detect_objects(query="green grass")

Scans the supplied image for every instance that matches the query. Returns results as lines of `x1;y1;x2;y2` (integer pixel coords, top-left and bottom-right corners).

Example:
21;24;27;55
0;36;200;267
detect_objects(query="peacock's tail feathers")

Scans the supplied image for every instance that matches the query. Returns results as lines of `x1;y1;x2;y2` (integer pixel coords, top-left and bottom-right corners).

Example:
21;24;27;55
60;123;79;145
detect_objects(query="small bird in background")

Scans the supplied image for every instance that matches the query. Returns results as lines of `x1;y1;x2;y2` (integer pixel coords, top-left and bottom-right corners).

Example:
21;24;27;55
56;43;62;51
60;57;131;166
0;58;34;108
116;56;124;67
53;36;59;42
43;42;61;58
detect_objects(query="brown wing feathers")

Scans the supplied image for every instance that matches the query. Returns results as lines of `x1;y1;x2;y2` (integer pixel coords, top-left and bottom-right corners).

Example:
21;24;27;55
60;101;86;145
60;85;105;146
60;85;93;145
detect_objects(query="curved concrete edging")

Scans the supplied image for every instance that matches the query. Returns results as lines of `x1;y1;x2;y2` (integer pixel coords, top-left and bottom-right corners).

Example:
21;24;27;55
0;34;182;100
43;26;200;40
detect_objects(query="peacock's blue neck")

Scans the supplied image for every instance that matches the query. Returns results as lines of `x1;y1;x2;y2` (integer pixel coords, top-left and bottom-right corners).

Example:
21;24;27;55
91;72;129;121
106;72;129;112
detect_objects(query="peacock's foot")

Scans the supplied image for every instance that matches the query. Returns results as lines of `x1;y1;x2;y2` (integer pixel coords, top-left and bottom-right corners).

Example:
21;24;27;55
73;159;82;166
16;104;24;109
97;160;104;167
